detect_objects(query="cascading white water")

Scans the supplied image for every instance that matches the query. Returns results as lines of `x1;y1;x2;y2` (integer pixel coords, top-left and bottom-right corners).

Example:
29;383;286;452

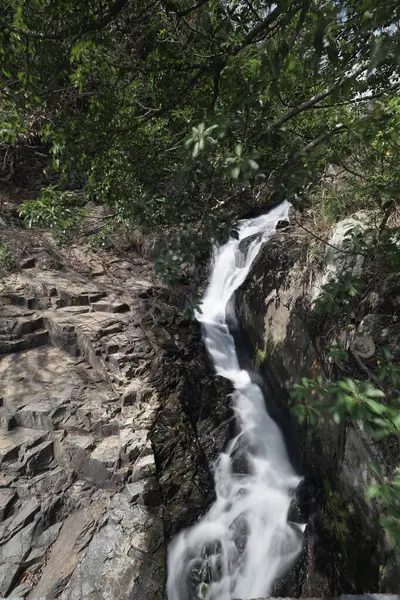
167;201;303;600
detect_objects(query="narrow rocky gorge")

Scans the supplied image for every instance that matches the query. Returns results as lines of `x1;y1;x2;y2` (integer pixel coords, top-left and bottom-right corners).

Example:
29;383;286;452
0;216;399;599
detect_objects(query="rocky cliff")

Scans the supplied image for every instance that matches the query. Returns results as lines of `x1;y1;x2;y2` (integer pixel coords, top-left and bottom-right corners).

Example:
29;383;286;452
0;233;231;599
237;222;400;597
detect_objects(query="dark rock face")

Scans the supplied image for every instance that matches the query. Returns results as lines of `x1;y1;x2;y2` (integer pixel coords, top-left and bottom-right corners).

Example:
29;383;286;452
236;229;400;597
0;239;231;598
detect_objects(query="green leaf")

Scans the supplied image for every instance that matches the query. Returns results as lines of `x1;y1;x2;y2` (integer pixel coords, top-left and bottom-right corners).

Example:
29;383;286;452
338;378;357;393
365;398;386;415
248;159;259;171
235;143;242;157
365;387;385;399
366;484;381;500
231;166;240;179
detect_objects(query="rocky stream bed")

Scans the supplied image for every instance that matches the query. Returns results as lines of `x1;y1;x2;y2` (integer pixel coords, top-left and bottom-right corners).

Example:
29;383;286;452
0;219;399;599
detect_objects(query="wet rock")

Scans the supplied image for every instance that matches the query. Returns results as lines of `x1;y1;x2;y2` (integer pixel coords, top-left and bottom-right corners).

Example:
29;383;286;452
288;476;321;524
237;223;397;596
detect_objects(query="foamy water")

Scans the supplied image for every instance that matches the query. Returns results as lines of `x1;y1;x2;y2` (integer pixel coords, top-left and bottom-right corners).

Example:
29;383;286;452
167;201;303;600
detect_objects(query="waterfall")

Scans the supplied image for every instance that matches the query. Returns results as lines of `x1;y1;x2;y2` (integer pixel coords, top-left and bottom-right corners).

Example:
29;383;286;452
166;201;303;600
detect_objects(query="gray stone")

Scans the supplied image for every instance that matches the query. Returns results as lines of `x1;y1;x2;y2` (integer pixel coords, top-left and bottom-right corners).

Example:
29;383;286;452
0;488;16;521
0;562;21;595
358;314;400;359
123;432;152;463
0;428;47;465
0;521;36;563
123;478;161;507
130;454;157;482
30;505;104;600
59;494;164;600
10;580;33;597
14;407;54;432
92;301;130;313
14;316;44;335
32;522;62;549
4;499;40;540
24;440;54;473
90;436;120;468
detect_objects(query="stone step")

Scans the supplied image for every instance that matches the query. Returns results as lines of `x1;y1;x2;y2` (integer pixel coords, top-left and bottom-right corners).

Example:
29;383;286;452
91;300;130;313
0;315;44;337
0;329;49;355
54;290;108;308
0;426;48;468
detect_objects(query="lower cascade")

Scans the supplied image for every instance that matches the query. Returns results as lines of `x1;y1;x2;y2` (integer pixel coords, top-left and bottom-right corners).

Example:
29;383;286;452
167;201;304;600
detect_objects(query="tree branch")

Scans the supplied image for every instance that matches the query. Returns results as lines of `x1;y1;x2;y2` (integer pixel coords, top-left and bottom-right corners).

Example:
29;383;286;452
266;63;367;133
306;80;400;109
237;2;290;48
175;0;210;18
291;123;348;162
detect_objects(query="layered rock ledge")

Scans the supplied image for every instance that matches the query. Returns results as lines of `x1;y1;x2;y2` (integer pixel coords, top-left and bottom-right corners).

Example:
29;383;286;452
0;237;230;599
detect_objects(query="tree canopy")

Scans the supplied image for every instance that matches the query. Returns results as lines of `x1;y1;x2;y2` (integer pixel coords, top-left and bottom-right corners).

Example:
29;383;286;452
1;0;400;274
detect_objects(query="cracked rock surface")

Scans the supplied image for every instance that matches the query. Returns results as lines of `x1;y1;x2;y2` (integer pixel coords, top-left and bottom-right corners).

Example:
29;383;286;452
0;237;231;599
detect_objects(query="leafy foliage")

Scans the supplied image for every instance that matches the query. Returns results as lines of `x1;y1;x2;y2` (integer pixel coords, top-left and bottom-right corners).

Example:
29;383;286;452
18;186;86;235
291;357;400;545
291;374;397;432
367;470;400;548
313;273;362;317
1;0;400;276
